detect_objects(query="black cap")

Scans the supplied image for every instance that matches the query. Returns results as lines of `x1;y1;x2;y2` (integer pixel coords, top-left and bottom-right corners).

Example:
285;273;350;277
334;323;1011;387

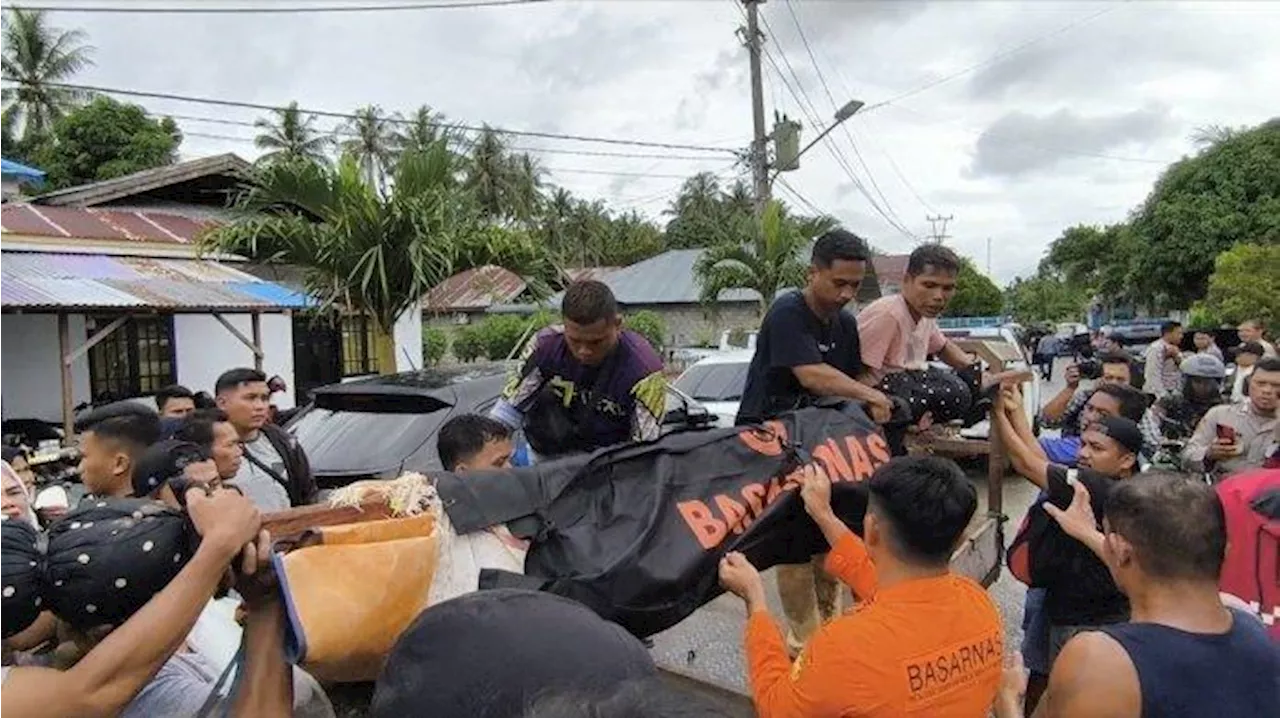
131;440;209;498
370;589;655;718
1090;416;1145;456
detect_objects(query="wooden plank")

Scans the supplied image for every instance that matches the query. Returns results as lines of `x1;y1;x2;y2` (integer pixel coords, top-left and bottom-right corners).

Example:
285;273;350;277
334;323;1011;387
64;315;128;366
58;313;74;439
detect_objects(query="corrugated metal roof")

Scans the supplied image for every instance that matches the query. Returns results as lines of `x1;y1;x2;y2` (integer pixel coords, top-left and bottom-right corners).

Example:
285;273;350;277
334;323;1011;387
562;266;620;283
1;252;312;312
32;153;250;208
423;265;528;312
0;204;216;245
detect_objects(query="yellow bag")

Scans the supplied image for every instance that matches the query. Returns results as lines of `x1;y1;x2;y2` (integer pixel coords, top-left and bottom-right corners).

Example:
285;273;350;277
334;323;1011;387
273;511;439;682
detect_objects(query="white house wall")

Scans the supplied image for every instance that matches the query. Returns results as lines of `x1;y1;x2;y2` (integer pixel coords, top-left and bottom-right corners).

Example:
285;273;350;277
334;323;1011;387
173;314;296;409
1;314;92;422
394;305;424;373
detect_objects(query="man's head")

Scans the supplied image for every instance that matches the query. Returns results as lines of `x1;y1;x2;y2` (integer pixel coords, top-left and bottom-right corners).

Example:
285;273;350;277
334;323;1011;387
1101;472;1226;596
1192;331;1216;352
1236;342;1264;369
215;368;270;435
78;412;162;497
901;243;960;319
863;456;977;569
1160;321;1184;346
561;281;622;367
1179;353;1226;404
1237;318;1267;345
1097;351;1134;386
806;229;870;316
174;409;243;480
154;384;196;419
1247;357;1280;415
1101;334;1124;354
1078;416;1142;477
438;414;514;472
1082;383;1147;430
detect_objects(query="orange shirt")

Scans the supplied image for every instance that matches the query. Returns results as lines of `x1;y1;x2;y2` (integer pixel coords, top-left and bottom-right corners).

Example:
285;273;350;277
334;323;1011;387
745;529;1003;718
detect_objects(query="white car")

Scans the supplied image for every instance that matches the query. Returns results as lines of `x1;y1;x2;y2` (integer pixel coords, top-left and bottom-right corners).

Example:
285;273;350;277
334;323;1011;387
673;324;1041;439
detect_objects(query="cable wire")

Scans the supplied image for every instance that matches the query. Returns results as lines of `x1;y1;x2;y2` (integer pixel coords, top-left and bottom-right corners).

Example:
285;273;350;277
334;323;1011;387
1;78;738;155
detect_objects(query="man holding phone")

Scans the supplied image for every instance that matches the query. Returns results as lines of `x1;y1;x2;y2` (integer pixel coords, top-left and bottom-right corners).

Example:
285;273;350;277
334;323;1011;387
1184;357;1280;480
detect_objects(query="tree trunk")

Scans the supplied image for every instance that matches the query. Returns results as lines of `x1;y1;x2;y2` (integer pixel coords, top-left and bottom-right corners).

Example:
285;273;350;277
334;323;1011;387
373;324;398;374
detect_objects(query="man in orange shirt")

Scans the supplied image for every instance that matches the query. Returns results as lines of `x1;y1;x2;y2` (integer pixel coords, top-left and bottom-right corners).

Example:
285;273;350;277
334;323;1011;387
719;456;1004;718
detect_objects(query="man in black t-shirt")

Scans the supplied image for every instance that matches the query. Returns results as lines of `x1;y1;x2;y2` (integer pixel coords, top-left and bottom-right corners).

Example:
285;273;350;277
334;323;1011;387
736;228;891;655
993;385;1143;711
737;229;892;427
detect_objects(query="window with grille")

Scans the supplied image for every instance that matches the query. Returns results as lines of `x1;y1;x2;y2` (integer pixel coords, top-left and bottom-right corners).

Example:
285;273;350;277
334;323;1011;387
86;315;177;401
340;314;379;377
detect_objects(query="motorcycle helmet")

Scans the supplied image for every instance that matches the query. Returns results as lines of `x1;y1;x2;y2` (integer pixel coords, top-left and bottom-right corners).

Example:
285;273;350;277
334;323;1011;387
1180;353;1226;380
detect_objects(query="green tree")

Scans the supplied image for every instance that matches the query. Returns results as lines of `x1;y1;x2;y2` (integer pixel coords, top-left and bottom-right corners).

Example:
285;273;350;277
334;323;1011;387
338;104;397;189
693;200;810;315
253;101;331;168
423;326;449;365
395;105;456;157
1203;243;1280;328
1130;118;1280;308
22;97;180;190
1;8;93;141
626;310;667;352
663;172;753;249
1004;275;1088;324
944;258;1004;317
203;141;483;373
462;127;544;225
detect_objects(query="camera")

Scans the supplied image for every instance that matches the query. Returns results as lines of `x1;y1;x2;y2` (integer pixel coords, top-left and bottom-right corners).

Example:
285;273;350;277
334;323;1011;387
1076;358;1102;380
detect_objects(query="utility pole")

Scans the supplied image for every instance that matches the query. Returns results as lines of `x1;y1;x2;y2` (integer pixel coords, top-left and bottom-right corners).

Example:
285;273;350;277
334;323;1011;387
743;0;770;216
986;237;992;276
925;214;954;243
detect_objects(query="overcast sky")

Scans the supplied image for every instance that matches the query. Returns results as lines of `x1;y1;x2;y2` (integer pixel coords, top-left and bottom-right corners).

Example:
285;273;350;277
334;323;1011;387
50;0;1280;283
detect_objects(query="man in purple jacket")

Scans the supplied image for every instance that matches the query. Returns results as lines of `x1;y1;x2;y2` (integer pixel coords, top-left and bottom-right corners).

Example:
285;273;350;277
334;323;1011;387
490;281;667;458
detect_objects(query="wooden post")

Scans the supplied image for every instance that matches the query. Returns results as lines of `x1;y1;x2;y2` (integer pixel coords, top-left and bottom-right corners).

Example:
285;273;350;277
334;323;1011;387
251;312;263;371
58;313;74;440
986;403;1005;518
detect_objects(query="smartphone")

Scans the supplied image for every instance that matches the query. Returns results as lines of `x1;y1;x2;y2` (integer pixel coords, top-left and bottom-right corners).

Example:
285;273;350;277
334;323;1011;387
1216;424;1238;443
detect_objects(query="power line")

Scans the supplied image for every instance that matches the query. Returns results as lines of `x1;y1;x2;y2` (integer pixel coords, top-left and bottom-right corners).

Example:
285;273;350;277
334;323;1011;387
169;112;726;161
864;4;1124;113
3;79;738;155
11;0;544;14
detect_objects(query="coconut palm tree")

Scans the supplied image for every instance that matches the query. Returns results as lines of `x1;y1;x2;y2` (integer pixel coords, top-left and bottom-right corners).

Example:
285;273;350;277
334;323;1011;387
203;140;478;373
462;126;546;225
694;200;822;315
1;8;94;141
338;104;396;189
395;104;456;157
253;101;331;167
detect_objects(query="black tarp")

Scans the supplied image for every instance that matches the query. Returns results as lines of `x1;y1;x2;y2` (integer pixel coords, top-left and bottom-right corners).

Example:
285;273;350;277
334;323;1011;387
436;401;889;637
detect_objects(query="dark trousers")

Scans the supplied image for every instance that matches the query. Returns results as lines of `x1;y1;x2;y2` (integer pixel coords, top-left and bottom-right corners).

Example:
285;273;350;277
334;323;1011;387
877;366;984;456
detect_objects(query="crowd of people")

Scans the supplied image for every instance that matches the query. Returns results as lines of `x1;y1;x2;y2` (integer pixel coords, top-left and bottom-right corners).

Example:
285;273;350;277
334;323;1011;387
2;237;1277;717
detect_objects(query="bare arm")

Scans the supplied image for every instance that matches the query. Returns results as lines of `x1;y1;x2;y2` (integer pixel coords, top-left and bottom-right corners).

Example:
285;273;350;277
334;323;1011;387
938;341;973;370
994;389;1050;489
1042;481;1106;560
1040;367;1081;425
1035;632;1140;717
231;603;291;718
1;490;259;718
792;363;891;420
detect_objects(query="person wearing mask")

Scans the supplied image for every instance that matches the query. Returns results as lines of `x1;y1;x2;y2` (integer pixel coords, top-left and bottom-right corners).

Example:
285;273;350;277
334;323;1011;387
0;489;292;718
1230;341;1263;403
490;281;667;459
1003;473;1278;718
216;368;316;511
994;387;1142;675
1237;318;1277;358
717;457;1002;718
1142;321;1184;399
735;229;890;655
1143;353;1226;447
76;408;162;499
1184;357;1280;480
1192;330;1224;360
154;385;197;419
857;243;1031;450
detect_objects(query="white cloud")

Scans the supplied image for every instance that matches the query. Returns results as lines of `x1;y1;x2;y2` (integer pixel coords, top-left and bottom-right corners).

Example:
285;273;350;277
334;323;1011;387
52;0;1280;283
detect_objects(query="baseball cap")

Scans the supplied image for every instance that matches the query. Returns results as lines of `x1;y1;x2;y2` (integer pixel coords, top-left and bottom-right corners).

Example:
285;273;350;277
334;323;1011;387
131;440;210;498
370;589;655;718
1090;416;1145;456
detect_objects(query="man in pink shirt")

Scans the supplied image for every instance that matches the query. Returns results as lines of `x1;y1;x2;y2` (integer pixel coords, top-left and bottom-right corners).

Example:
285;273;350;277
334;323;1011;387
859;244;1029;453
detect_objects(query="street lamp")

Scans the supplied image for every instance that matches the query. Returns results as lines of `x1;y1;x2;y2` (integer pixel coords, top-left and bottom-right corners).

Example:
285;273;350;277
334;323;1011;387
770;98;864;181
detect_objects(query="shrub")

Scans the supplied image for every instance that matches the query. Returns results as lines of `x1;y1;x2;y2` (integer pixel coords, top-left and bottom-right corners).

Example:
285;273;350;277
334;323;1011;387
452;325;486;362
474;315;530;361
626;310;666;352
423;327;449;365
